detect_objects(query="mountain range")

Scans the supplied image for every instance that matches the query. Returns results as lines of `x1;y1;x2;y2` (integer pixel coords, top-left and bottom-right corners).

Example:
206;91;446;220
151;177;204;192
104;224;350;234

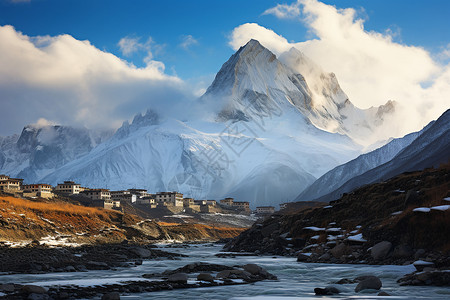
1;39;446;208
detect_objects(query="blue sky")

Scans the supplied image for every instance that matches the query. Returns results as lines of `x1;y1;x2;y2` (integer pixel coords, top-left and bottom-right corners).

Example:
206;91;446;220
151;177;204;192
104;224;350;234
2;0;449;81
0;0;449;136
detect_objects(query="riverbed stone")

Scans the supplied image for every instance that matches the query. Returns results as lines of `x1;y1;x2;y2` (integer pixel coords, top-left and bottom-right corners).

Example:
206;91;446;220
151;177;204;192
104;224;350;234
378;291;390;296
314;286;340;295
129;247;151;258
330;243;349;258
197;273;214;282
0;284;15;292
167;273;188;284
22;285;47;294
355;276;382;292
243;264;261;275
101;292;120;300
216;270;232;279
371;241;392;260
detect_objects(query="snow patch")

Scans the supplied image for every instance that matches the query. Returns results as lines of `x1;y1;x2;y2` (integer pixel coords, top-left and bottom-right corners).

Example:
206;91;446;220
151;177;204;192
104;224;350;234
413;207;430;213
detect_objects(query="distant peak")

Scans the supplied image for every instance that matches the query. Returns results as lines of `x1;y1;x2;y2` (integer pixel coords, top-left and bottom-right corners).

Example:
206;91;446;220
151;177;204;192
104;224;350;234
237;39;272;57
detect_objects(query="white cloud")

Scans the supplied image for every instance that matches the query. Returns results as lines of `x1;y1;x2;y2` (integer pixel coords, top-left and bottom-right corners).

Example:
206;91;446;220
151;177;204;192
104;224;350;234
0;25;190;136
230;0;450;139
262;2;301;19
180;35;198;50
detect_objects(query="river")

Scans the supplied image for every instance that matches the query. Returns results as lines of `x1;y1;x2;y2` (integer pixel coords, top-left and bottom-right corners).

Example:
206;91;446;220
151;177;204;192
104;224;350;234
1;243;449;299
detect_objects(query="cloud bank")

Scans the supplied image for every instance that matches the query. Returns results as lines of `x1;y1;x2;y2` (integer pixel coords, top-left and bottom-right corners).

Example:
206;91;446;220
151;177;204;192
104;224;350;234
231;0;449;138
0;25;189;136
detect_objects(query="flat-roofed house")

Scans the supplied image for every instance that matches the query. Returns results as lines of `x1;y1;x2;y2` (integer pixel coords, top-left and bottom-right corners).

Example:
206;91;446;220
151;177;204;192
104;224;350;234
256;206;275;215
81;189;111;200
155;192;183;207
232;201;250;212
0;175;23;192
127;189;150;198
220;197;234;206
54;181;81;195
110;190;137;203
22;184;54;198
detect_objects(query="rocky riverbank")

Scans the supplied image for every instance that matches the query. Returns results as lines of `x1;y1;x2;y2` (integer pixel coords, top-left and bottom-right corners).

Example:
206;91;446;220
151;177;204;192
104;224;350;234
225;165;450;286
0;260;276;299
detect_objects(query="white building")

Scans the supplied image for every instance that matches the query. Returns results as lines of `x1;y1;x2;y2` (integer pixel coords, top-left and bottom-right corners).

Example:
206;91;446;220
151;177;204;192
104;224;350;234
54;181;81;195
110;190;137;203
0;175;23;192
22;184;54;198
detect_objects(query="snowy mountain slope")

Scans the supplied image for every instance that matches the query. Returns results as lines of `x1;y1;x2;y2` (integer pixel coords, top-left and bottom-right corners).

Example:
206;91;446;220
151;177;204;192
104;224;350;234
296;121;435;202
0;124;113;183
42;107;361;207
5;39;400;207
308;109;450;202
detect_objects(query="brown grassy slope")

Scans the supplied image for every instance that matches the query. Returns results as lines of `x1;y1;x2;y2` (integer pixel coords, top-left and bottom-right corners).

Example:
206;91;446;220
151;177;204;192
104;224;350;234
0;195;246;243
0;195;130;242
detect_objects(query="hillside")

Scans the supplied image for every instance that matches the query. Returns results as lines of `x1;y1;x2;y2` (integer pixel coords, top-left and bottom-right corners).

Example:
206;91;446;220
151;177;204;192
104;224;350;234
226;164;450;266
0;195;245;246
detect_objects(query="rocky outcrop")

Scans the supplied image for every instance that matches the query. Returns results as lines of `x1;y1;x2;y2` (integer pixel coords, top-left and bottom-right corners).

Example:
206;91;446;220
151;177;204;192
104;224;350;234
224;165;450;276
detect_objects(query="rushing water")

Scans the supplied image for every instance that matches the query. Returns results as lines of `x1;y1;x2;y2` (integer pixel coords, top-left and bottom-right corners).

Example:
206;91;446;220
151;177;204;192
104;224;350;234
1;243;449;299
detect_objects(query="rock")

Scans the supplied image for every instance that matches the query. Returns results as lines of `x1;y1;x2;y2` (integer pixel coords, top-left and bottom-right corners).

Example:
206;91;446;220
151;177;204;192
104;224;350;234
319;253;331;260
414;249;426;260
101;292;120;300
0;283;15;292
167;273;188;284
216;270;232;279
134;259;143;266
314;286;340;295
355;276;382;292
27;294;49;300
392;245;413;259
413;260;435;272
371;241;392;260
330;243;350;258
197;273;214;282
58;292;69;299
65;265;76;272
378;291;390;296
129;247;151;258
297;253;310;262
243;264;261;275
22;285;47;294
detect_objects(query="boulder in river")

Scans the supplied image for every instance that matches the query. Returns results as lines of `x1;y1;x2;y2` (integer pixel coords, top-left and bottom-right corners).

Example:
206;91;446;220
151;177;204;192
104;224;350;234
314;286;340;295
167;273;188;284
355;275;382;292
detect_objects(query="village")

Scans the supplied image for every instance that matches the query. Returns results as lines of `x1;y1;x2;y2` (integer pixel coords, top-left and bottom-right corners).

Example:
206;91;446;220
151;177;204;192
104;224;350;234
0;174;278;218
